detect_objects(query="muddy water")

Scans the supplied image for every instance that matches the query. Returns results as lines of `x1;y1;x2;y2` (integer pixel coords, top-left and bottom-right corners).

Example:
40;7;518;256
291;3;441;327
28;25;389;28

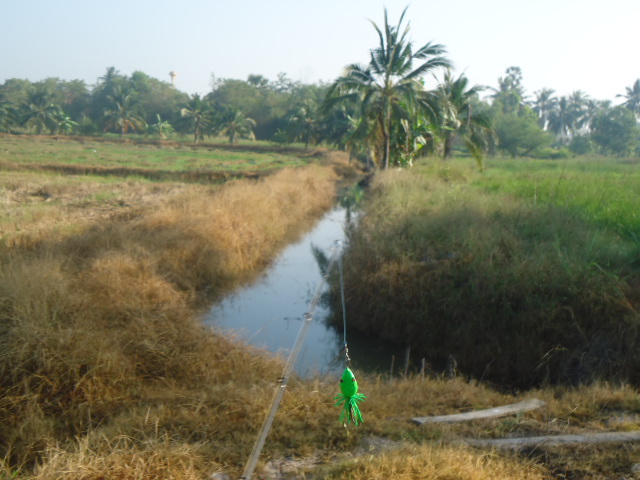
205;207;401;377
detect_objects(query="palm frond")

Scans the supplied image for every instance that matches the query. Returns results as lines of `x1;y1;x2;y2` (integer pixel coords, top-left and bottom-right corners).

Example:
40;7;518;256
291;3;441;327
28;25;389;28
405;55;452;81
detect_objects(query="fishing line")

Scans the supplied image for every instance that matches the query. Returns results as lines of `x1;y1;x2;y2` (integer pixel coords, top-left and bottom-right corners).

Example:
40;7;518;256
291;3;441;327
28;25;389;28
337;243;350;366
241;241;342;480
333;241;366;428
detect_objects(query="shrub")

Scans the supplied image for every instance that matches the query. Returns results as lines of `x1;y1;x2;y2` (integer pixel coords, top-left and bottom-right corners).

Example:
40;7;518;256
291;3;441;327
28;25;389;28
569;135;593;155
531;146;572;159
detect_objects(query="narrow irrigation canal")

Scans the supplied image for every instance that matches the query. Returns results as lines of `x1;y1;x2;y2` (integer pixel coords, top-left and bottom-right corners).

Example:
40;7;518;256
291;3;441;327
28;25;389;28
205;207;401;377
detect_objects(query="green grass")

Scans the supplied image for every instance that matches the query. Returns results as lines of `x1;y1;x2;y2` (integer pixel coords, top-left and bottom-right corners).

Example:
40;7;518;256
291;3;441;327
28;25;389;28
475;156;640;241
0;134;310;177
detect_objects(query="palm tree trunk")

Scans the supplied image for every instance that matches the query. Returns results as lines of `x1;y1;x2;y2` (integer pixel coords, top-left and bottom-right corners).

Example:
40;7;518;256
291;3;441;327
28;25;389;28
443;133;456;159
383;109;391;169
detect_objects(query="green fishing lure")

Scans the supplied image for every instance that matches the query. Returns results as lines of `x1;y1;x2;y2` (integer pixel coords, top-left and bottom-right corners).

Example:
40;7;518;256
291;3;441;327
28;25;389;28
334;367;366;426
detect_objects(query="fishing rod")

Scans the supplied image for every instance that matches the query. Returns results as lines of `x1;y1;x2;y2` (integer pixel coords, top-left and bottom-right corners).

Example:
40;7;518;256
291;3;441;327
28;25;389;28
240;241;343;480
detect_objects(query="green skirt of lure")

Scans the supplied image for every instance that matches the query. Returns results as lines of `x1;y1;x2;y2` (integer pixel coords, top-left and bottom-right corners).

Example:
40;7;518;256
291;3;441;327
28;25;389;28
334;367;366;426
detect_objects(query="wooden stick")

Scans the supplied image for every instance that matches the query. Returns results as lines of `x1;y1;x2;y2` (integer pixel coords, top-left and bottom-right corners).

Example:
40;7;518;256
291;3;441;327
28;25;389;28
463;431;640;449
412;398;545;425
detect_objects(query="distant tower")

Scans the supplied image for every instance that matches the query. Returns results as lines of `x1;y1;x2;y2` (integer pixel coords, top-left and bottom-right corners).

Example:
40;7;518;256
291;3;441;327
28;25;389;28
169;71;177;87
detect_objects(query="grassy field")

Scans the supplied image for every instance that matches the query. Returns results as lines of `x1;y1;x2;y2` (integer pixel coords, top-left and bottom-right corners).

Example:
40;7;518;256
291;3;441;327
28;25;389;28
0;134;315;183
476;156;640;241
2;138;640;479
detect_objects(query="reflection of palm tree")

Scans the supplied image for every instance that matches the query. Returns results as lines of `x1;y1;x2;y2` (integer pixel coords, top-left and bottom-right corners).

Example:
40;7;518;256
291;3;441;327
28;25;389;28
103;87;146;135
438;71;494;168
617;79;640;118
325;7;450;169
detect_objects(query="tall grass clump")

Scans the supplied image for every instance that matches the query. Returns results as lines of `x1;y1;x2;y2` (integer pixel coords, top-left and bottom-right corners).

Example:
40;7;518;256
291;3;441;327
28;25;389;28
0;163;339;475
338;163;640;386
30;437;211;480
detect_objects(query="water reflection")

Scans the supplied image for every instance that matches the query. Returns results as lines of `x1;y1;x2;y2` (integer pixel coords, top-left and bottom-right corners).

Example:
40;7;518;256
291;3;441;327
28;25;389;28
205;208;348;376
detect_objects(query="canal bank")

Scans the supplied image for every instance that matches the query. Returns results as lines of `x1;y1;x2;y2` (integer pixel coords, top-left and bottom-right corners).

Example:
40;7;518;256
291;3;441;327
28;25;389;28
205;206;403;377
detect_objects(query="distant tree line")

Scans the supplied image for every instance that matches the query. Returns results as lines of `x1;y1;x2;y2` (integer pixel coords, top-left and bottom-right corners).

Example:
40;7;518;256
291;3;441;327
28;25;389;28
1;11;639;168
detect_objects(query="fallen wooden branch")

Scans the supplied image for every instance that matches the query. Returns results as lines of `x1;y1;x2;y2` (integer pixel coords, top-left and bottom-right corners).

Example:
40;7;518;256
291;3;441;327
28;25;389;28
463;431;640;449
412;398;545;425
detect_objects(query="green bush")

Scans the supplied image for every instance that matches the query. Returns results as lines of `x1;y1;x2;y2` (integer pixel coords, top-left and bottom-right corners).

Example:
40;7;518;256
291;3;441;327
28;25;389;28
76;116;99;136
335;166;640;386
569;135;593;155
531;147;572;159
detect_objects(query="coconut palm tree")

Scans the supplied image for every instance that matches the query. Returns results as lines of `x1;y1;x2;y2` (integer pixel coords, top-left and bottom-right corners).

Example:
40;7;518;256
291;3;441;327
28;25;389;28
99;66;122;88
94;67;127;104
20;87;64;134
316;103;357;151
547;91;590;143
531;88;557;130
438;71;494;169
568;90;590;132
0;98;17;132
103;87;146;135
179;94;210;144
547;96;577;144
489;66;526;114
581;98;604;133
286;101;318;147
617;79;640;119
324;7;451;169
217;107;256;144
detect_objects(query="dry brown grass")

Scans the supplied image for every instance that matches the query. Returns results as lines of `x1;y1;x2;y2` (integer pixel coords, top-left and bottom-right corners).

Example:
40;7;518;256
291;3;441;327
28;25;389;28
0;159;342;476
263;375;640;479
0;171;193;247
324;444;549;479
30;436;216;480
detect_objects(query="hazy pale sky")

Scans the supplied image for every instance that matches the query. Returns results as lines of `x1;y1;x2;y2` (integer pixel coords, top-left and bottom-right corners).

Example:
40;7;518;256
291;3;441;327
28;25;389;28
2;0;638;102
